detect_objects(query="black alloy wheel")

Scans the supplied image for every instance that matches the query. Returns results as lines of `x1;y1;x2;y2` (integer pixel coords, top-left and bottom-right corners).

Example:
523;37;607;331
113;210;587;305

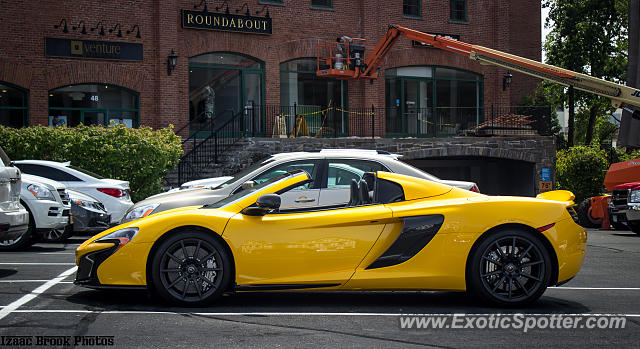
150;231;231;305
468;230;552;306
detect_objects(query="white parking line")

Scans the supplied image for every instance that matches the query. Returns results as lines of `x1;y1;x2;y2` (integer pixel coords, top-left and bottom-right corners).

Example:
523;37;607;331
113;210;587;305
0;266;77;322
1;310;639;317
549;287;640;290
0;263;75;265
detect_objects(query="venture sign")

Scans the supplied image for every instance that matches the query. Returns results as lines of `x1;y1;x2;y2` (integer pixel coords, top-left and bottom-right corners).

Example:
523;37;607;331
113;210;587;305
182;9;272;35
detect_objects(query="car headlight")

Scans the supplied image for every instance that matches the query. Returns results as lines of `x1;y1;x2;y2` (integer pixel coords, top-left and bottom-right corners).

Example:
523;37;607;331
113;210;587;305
96;227;138;249
27;183;55;200
124;203;160;221
629;190;640;203
74;198;102;210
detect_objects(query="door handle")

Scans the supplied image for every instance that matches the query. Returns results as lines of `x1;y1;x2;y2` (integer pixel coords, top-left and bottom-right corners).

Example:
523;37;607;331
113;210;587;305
295;197;316;203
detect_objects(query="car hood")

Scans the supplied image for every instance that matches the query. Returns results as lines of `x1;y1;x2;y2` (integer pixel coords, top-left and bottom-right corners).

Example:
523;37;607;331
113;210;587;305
133;188;228;212
21;174;66;190
181;176;234;189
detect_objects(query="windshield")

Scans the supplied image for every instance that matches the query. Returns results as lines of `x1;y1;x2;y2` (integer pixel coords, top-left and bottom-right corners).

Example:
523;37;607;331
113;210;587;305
213;157;275;189
204;170;306;209
394;161;441;181
68;165;105;179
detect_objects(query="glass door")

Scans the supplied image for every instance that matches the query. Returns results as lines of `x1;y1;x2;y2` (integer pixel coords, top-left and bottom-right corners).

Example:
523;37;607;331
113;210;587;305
402;78;433;136
81;110;107;126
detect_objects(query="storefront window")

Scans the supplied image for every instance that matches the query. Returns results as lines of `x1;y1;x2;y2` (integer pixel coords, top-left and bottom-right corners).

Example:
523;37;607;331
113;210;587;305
189;52;264;136
48;84;139;127
280;58;348;135
385;66;482;137
0;82;28;128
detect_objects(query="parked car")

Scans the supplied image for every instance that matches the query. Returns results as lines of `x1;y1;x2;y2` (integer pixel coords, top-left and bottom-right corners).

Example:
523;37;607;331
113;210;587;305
0;147;29;243
122;149;479;223
0;174;72;249
76;170;585;306
167;176;234;192
14;160;133;224
45;189;111;242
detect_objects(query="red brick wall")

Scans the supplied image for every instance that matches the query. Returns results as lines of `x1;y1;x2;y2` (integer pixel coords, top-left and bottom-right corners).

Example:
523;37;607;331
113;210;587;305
0;0;541;134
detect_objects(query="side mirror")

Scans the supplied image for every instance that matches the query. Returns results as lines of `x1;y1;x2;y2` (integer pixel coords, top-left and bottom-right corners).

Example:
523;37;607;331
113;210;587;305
242;181;255;190
241;194;281;216
257;193;281;210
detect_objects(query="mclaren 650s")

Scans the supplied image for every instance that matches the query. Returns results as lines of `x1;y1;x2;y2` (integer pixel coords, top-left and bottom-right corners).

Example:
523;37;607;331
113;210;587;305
75;170;586;306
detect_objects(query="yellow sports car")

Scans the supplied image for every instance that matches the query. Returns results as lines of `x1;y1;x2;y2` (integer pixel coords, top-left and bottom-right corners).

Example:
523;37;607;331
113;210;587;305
75;170;586;306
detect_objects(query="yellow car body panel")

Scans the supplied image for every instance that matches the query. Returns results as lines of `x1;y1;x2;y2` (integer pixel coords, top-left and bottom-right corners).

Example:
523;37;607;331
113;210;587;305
75;170;586;296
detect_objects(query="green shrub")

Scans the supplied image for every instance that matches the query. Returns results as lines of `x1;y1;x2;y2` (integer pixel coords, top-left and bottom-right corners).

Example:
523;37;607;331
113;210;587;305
0;125;182;202
555;146;609;202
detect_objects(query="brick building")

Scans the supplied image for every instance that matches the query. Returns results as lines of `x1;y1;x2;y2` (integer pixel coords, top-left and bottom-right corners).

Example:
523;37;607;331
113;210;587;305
0;0;550;195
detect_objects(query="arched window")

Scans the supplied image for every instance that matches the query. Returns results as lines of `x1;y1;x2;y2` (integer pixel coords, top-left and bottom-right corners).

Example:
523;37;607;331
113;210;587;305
48;84;139;127
386;66;482;137
189;52;264;135
0;82;28;128
280;58;348;136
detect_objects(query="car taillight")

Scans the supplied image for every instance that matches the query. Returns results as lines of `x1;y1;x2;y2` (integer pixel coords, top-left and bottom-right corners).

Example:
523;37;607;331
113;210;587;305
97;188;126;198
470;184;480;193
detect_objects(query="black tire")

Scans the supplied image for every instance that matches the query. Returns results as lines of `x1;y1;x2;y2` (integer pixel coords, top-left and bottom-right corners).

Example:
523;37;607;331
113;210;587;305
577;198;601;228
150;230;232;306
467;229;553;306
611;222;629;231
40;225;74;242
627;221;640;235
0;205;36;251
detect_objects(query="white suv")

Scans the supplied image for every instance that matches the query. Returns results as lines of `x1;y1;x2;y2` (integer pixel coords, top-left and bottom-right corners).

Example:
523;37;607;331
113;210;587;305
0;147;29;243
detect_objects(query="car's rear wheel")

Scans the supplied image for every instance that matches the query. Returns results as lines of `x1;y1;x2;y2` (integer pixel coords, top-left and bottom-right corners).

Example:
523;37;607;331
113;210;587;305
41;225;74;242
577;198;601;228
150;230;231;306
468;229;553;306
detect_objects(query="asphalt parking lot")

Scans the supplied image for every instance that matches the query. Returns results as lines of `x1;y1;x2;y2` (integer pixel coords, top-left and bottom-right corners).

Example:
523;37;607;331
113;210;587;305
0;228;638;348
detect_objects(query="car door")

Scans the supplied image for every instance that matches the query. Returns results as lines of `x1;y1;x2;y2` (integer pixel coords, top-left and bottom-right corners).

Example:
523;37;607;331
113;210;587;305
318;159;388;206
223;204;393;286
247;160;322;209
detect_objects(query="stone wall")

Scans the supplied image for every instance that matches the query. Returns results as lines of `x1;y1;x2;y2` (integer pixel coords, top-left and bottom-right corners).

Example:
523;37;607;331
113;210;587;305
190;136;556;194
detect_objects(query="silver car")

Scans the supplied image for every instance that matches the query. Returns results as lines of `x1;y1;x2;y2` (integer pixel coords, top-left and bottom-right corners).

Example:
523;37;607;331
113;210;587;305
122;149;479;223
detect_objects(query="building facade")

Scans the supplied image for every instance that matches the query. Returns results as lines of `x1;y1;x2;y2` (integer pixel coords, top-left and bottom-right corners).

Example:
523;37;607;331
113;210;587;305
0;0;541;132
0;0;550;195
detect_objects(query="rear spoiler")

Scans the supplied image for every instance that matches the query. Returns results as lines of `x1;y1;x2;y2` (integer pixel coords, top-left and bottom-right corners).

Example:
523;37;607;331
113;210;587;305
536;190;575;205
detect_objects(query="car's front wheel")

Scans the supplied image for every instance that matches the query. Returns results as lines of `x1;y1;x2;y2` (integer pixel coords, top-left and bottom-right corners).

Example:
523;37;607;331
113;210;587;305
627;221;640;235
150;230;232;306
468;229;553;306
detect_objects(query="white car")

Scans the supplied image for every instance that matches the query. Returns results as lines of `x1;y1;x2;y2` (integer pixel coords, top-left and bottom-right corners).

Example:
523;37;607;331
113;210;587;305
14;160;133;224
123;149;479;222
0;174;72;249
167;176;234;193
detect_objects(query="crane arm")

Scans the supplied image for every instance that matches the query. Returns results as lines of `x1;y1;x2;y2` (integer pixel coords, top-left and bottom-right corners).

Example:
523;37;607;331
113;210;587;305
360;25;640;114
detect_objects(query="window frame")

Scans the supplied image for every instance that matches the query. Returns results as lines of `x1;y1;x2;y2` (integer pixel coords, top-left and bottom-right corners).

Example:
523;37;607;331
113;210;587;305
0;81;29;128
403;0;422;18
311;0;333;9
450;0;468;23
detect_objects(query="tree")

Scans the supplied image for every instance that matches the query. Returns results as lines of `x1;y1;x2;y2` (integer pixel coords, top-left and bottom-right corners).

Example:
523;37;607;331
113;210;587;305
543;0;628;145
618;0;640;148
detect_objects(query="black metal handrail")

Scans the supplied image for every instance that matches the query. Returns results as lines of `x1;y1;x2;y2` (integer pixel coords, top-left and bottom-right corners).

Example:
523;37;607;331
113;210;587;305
178;110;244;184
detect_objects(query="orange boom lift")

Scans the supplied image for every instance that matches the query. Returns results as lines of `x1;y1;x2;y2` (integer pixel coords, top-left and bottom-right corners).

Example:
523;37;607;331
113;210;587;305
317;25;640;232
317;25;640;116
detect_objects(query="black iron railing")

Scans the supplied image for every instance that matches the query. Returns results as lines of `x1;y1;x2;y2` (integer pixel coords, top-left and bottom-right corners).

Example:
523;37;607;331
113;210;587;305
178;110;244;184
